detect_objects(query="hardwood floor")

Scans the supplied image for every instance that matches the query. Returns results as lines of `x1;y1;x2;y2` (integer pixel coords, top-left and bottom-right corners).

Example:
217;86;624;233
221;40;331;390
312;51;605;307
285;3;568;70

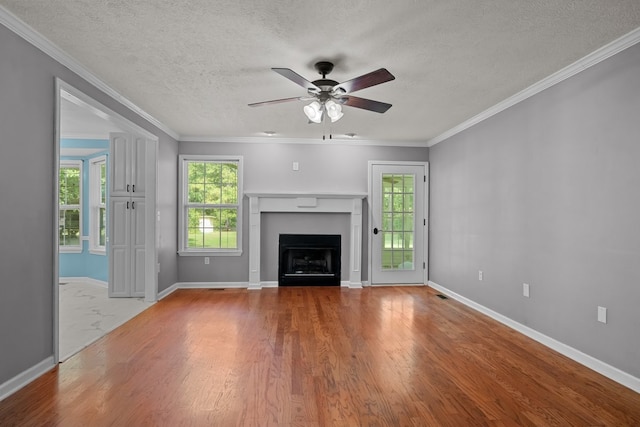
1;286;639;426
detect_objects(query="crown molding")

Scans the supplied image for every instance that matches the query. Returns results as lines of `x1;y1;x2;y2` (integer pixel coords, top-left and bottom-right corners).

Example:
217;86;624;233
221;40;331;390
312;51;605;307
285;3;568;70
180;135;429;147
0;5;180;141
427;26;640;147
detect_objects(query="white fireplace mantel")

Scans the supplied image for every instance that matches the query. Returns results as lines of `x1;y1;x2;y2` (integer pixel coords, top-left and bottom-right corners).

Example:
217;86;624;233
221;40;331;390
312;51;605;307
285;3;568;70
245;192;367;289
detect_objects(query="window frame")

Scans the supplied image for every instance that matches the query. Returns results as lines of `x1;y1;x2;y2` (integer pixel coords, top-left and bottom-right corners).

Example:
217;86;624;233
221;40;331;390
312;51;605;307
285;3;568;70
178;154;243;256
89;155;107;255
59;159;83;253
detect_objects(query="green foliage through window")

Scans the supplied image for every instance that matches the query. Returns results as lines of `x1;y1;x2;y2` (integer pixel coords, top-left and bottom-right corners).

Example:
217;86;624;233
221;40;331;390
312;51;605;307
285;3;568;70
381;174;414;270
59;163;81;248
185;160;239;250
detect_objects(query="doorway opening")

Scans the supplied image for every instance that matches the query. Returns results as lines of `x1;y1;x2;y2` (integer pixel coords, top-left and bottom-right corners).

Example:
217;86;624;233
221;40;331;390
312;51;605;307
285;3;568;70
55;80;158;362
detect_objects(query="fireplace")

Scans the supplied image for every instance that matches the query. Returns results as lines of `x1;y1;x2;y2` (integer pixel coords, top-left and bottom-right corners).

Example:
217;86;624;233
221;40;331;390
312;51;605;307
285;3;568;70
278;234;341;286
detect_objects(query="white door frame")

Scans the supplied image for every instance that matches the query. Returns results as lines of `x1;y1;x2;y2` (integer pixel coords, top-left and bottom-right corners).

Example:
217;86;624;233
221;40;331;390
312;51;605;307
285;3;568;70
367;160;429;286
54;78;158;363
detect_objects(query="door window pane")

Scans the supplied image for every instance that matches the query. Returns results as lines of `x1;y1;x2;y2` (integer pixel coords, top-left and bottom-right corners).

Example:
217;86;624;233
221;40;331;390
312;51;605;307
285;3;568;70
380;173;415;271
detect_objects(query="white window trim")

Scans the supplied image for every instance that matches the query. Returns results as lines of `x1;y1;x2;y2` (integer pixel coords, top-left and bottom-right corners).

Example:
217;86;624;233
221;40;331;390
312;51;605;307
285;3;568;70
89;155;107;255
178;154;243;256
59;160;83;253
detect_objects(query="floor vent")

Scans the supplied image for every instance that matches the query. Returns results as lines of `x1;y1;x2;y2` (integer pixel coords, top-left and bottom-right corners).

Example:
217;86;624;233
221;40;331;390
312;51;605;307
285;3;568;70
436;294;448;299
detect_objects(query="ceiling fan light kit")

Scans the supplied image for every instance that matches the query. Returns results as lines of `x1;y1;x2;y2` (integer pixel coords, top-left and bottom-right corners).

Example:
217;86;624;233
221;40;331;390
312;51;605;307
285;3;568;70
249;61;395;126
325;100;343;122
303;101;323;123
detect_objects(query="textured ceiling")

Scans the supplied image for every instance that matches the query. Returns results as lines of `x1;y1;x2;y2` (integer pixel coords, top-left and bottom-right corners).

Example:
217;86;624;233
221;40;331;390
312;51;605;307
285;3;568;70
3;1;640;142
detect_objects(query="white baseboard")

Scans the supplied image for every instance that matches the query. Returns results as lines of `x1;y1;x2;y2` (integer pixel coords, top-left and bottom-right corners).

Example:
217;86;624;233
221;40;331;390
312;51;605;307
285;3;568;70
175;282;251;289
428;280;640;393
174;281;360;290
259;281;278;288
59;276;108;288
157;283;178;300
0;356;55;402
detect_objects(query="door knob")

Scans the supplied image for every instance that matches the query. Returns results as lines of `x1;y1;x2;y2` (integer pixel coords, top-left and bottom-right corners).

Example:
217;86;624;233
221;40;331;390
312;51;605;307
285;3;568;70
373;227;379;235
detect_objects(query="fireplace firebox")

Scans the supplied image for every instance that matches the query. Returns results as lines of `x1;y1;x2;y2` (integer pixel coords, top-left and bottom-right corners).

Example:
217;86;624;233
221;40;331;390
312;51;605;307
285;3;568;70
278;234;341;286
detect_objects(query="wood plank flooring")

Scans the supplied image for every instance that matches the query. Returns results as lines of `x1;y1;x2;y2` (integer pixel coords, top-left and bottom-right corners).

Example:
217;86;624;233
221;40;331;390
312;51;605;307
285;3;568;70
1;286;639;426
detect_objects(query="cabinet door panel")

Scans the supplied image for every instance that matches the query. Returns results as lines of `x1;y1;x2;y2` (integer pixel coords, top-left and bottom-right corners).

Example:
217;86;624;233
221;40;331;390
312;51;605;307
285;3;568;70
109;198;131;297
110;247;130;297
132;248;146;297
131;198;146;297
110;133;131;197
131;136;147;196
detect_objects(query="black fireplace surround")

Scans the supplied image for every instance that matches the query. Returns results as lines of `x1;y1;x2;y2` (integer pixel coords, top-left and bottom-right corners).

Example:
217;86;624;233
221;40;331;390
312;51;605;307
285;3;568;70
278;234;341;286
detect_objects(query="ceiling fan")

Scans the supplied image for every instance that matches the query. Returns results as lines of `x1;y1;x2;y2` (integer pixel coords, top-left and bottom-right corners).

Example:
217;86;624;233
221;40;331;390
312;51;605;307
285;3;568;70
248;61;395;123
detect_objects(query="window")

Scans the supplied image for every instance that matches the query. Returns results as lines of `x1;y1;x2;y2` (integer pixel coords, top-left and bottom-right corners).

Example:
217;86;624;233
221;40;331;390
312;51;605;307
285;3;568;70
59;160;82;252
178;155;243;256
89;156;107;254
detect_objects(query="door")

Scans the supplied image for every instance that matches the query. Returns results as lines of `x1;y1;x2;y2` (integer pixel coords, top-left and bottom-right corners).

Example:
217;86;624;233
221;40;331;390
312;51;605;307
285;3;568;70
108;197;146;297
110;133;131;197
110;133;147;197
109;197;130;297
131;198;146;297
370;162;428;284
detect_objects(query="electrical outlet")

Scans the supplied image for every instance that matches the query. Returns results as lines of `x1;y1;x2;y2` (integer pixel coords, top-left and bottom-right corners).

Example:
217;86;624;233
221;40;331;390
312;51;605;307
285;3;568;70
598;306;607;323
478;270;483;281
204;257;210;265
523;283;530;298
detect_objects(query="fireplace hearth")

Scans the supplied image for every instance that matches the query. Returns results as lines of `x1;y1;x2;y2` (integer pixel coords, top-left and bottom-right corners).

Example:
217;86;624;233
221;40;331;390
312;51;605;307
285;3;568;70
278;234;341;286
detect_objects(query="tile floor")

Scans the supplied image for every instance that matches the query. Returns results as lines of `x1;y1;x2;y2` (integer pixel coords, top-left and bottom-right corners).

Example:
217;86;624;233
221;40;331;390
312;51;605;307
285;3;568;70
58;281;154;361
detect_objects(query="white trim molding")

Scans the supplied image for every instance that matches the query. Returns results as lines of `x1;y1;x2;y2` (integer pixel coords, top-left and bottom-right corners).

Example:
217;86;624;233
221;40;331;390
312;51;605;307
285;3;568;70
428;280;640;394
427;26;640;147
174;282;250;290
181;135;429;148
158;283;179;300
0;357;55;402
245;192;366;289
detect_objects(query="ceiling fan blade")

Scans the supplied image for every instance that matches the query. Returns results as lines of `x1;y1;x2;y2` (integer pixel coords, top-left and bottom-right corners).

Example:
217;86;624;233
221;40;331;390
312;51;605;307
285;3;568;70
248;96;305;107
341;96;392;113
333;68;395;94
272;68;320;92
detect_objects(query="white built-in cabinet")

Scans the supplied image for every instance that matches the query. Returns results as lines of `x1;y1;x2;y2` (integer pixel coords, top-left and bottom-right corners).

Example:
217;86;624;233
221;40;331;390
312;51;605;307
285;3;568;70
109;133;147;297
110;133;147;197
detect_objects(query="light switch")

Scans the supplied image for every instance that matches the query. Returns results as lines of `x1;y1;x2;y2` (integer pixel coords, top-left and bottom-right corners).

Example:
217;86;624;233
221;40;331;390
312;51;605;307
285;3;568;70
598;306;607;323
292;161;299;171
523;283;530;298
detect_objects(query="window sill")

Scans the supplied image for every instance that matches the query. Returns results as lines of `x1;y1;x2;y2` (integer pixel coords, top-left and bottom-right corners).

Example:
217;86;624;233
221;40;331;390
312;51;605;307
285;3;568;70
178;250;243;257
89;249;107;256
59;248;82;254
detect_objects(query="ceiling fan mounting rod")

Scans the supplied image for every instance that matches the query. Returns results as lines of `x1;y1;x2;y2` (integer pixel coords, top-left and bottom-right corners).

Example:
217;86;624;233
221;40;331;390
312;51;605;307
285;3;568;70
314;61;334;78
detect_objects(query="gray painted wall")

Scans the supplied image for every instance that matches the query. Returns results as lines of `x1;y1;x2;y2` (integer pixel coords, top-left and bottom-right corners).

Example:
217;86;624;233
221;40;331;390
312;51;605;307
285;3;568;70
429;42;640;377
0;23;178;386
177;141;428;282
